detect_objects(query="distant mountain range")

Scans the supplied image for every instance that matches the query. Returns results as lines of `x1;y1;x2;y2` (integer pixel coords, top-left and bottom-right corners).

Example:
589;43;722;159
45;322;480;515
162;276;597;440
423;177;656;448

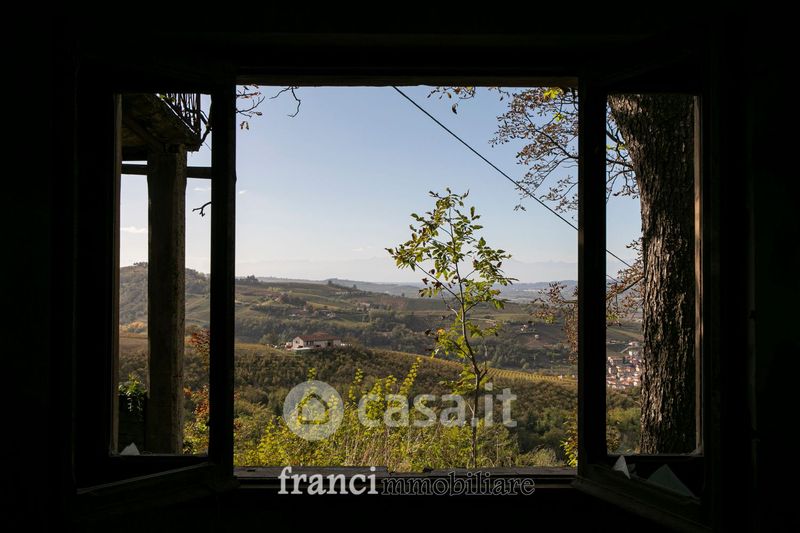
233;255;595;286
257;276;577;302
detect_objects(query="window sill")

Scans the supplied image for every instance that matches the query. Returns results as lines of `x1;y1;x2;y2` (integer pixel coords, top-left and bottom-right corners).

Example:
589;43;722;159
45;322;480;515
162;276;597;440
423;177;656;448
74;463;237;524
575;463;708;532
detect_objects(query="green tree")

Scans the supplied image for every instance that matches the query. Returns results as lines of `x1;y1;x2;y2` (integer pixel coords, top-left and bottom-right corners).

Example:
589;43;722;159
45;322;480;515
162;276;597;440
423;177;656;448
434;87;695;453
387;189;515;467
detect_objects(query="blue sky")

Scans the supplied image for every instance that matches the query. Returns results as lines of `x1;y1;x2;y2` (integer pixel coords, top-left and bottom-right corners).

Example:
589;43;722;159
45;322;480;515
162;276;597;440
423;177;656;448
120;86;641;283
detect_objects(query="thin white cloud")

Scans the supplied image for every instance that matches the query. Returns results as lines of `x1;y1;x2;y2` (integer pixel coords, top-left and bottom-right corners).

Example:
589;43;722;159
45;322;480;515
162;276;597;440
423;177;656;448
193;186;211;192
121;226;147;234
239;190;248;195
351;247;365;252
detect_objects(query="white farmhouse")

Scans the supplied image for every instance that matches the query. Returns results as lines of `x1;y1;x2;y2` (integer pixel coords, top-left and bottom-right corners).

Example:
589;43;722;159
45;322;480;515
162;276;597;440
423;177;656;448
291;334;343;351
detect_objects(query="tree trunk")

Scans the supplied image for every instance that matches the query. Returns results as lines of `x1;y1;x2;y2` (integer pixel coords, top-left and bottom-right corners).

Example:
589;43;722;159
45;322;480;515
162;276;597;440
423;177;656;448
608;95;696;453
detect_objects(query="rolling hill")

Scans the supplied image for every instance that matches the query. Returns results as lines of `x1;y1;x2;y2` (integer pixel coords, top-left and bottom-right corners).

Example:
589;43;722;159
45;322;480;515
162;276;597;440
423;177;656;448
119;264;639;377
118;265;641;459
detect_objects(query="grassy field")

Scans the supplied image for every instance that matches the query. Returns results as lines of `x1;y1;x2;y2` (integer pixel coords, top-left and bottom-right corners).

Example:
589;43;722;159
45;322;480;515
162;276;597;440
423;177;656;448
120;335;574;386
118;334;643;459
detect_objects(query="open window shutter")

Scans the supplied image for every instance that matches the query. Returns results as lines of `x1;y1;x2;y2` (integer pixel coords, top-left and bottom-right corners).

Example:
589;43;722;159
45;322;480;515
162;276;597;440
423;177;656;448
573;54;713;532
71;50;237;521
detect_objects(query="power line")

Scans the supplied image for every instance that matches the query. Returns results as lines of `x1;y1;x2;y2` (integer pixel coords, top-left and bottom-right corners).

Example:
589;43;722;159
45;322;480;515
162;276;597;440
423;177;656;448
391;86;634;272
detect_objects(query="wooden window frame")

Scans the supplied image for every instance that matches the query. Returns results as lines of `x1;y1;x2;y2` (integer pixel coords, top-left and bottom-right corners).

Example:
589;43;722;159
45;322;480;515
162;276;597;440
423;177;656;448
573;71;712;531
74;71;237;492
70;33;716;530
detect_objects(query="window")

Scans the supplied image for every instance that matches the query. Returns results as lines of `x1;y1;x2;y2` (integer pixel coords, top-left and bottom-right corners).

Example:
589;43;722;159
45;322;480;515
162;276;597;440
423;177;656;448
230;85;579;473
74;82;237;490
68;31;717;530
574;77;710;529
116;92;212;457
603;92;700;458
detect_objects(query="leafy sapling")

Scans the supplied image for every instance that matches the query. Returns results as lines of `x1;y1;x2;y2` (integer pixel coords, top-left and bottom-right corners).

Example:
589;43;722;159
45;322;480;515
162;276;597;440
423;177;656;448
387;189;515;467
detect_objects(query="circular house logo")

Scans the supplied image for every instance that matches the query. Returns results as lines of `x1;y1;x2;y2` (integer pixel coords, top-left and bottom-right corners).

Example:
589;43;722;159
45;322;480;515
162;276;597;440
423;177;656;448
283;380;344;441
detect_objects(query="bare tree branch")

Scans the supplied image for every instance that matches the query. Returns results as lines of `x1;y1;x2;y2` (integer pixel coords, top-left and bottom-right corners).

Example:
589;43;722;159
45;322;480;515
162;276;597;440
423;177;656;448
270;86;302;117
192;201;212;217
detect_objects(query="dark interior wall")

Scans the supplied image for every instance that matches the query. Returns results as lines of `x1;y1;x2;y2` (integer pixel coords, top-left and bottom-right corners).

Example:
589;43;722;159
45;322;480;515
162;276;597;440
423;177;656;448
23;20;794;531
745;31;798;531
11;82;56;529
10;26;76;531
